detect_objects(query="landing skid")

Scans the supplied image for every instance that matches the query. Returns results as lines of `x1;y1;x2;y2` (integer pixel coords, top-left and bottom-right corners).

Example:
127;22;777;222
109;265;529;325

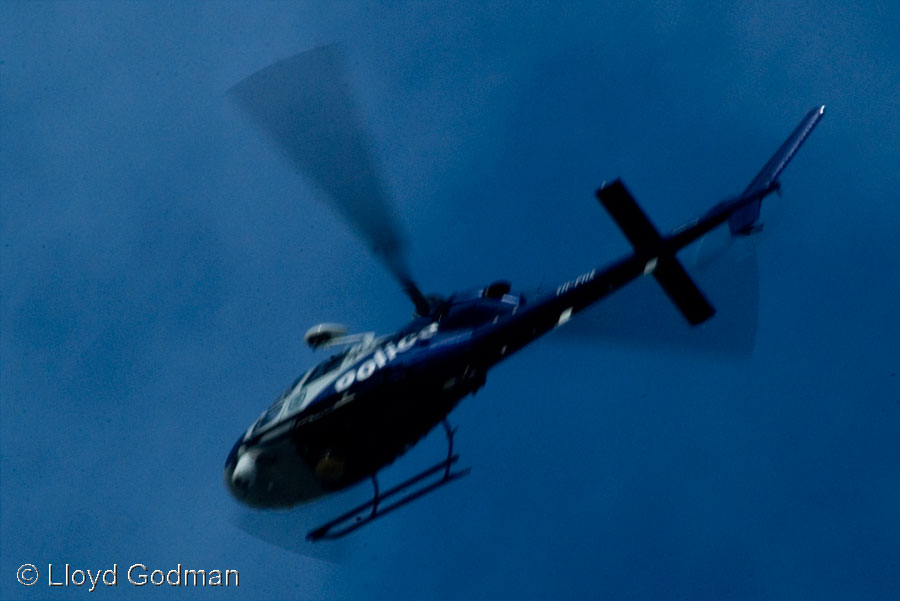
307;420;470;541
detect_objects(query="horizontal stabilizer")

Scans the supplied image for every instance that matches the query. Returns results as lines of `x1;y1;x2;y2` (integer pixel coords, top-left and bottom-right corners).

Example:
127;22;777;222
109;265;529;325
652;256;716;325
596;180;715;325
596;179;664;251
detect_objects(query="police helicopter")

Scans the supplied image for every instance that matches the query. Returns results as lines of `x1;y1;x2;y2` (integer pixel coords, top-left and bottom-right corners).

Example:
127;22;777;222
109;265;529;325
224;46;825;541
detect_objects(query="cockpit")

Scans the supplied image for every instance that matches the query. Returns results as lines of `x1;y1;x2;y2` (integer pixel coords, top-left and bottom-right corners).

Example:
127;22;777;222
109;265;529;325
246;336;379;439
244;282;524;441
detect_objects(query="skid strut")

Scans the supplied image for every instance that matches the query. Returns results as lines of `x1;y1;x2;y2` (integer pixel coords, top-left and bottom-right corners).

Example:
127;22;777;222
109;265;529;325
307;420;470;541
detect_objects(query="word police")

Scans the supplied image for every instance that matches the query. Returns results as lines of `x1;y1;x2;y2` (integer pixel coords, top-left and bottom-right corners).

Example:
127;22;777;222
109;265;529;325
46;563;239;590
334;322;439;393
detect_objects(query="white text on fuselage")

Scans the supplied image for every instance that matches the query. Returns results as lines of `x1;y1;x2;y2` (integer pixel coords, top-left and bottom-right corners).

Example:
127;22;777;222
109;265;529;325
556;268;596;296
334;323;439;393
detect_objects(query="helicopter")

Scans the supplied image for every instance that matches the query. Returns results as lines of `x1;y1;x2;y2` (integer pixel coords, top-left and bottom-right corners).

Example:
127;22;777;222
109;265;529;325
223;46;825;541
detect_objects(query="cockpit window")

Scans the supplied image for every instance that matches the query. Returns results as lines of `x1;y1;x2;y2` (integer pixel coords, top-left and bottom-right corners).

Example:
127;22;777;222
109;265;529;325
260;399;284;425
253;370;310;433
306;350;348;381
277;372;307;402
249;346;359;437
283;383;308;414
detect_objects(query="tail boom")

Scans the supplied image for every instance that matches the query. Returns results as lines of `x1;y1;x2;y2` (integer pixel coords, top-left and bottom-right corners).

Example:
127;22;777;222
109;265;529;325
474;106;825;364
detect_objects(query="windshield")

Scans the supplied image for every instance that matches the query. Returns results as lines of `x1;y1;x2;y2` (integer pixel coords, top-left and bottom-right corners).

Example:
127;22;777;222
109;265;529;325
306;350;347;381
248;347;356;436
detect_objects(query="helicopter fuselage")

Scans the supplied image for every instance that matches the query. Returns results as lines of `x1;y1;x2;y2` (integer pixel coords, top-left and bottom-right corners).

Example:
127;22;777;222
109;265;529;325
225;197;730;508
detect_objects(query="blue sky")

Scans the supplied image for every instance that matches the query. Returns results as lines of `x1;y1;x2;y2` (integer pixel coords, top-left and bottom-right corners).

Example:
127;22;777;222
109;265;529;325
2;2;898;599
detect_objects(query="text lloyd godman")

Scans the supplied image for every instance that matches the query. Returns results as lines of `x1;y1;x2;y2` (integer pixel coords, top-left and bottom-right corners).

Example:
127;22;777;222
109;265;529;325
48;563;239;590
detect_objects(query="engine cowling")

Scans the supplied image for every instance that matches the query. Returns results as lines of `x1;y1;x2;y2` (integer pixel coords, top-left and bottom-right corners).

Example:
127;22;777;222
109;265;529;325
482;280;511;299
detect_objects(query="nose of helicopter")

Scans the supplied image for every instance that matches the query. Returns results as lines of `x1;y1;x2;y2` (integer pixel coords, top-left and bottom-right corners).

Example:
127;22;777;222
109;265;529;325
231;448;260;491
224;433;328;507
224;435;252;500
225;438;270;505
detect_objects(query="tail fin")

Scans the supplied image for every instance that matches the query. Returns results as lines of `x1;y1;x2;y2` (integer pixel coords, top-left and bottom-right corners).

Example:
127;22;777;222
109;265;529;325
729;105;826;235
597;180;715;325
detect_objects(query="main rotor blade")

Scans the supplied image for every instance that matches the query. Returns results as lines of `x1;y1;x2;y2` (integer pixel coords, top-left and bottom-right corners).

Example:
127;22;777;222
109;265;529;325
229;45;429;314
